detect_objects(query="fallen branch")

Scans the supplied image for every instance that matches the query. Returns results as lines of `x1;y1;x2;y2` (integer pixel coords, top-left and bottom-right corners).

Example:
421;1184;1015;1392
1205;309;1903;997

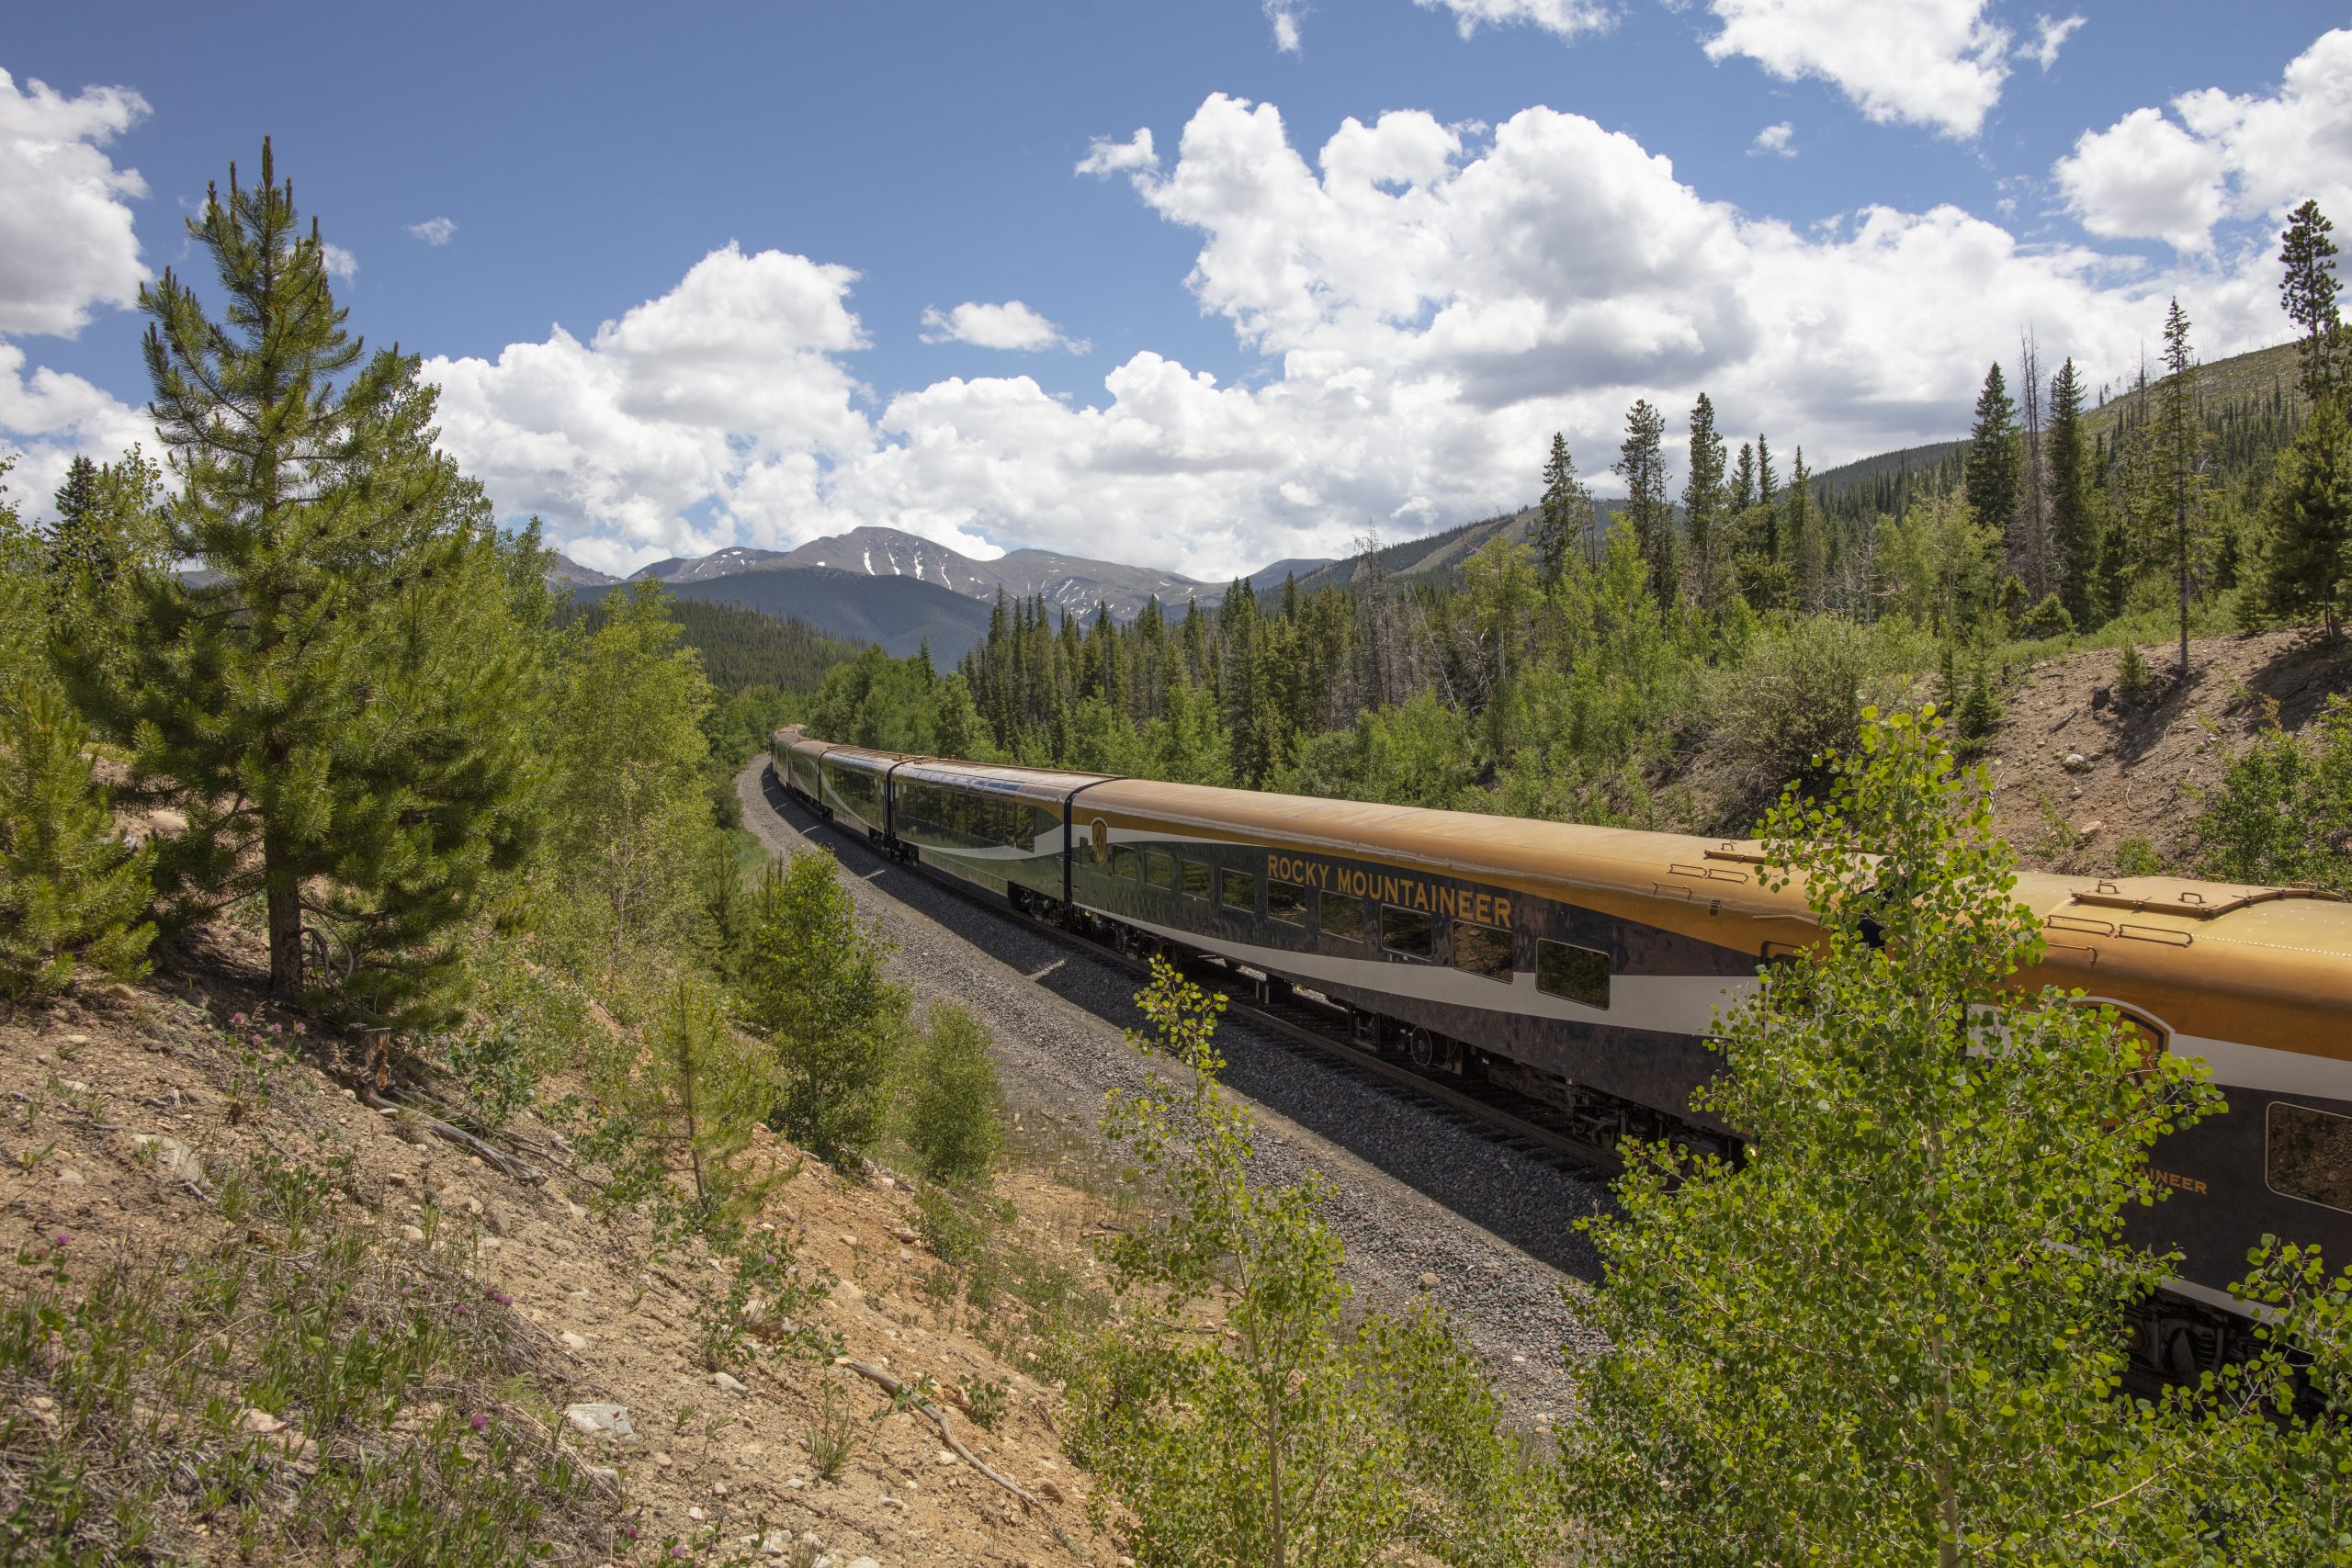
357;1088;545;1184
839;1358;1040;1512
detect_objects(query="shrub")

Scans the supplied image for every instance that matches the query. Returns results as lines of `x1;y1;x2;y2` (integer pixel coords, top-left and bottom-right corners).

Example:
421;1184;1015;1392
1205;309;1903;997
2194;695;2352;893
1711;619;1914;807
737;852;907;1163
2019;592;2075;640
2115;836;2165;877
903;1003;1003;1187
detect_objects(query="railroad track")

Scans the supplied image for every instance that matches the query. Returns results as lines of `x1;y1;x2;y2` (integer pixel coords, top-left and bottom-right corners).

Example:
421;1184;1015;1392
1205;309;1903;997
762;764;1619;1182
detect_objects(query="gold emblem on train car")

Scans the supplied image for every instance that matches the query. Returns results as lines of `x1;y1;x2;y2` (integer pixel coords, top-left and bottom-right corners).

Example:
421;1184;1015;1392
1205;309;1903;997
1091;817;1111;864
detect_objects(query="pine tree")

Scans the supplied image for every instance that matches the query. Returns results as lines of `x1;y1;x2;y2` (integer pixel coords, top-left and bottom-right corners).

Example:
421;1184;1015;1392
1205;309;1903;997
2160;298;2202;676
1732;442;1757;511
2047;357;2098;627
1682;393;1728;609
62;141;539;1020
1786;447;1821;611
2264;398;2352;636
1756;434;1779;506
1615;399;1675;605
1535;432;1592;588
1965;362;2021;547
0;678;156;1001
738;851;907;1162
2280;199;2345;407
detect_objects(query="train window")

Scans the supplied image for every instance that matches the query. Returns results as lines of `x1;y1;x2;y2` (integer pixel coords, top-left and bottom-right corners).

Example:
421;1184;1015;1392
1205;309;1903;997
1112;844;1141;881
1452;920;1513;982
1220;868;1256;912
1031;805;1062;847
826;764;882;824
1182;860;1213;899
1144;850;1176;890
1381;905;1435;958
1318;893;1365;942
1267;880;1308;926
2268;1101;2352;1213
1536;939;1611;1010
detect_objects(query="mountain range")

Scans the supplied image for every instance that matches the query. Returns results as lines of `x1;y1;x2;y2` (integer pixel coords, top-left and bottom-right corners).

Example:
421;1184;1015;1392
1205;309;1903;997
546;337;2305;660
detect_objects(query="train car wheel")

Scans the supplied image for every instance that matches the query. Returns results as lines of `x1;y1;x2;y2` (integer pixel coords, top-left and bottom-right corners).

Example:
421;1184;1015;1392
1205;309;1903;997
1406;1026;1437;1069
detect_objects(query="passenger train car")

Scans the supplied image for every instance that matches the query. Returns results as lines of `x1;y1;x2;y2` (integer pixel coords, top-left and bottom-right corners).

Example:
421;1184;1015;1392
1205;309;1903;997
772;727;2352;1380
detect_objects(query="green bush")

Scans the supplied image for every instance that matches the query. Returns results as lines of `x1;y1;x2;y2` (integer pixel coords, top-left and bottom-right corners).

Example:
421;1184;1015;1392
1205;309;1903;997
2115;836;2165;877
0;677;154;1001
902;1003;1004;1188
1710;619;1917;807
2195;695;2352;893
2117;642;2154;705
736;852;907;1164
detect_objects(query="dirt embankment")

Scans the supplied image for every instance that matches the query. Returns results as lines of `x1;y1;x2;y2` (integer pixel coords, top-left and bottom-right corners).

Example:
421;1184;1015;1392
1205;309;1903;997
1978;628;2352;877
0;950;1125;1566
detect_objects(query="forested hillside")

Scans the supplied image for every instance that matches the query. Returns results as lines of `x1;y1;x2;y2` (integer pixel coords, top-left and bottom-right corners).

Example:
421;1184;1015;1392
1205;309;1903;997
805;240;2352;896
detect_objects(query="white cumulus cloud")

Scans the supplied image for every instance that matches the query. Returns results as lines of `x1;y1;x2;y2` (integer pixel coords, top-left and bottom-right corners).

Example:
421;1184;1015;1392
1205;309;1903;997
407;215;458;245
1413;0;1613;40
1075;128;1158;178
321;243;358;280
2028;14;2086;71
2055;26;2352;254
0;69;150;337
920;300;1090;354
424;91;2283;581
1264;1;1304;52
1750;120;1797;156
1702;0;2012;139
0;68;154;512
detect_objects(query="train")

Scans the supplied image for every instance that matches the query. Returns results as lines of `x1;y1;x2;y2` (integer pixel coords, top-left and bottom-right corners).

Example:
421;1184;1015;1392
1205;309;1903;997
770;726;2352;1382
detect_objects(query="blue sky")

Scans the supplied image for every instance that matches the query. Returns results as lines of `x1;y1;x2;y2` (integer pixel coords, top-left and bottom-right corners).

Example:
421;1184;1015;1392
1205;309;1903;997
5;2;2348;579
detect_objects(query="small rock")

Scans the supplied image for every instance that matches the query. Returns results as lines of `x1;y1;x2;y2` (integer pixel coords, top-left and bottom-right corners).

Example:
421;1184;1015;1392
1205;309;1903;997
1038;1478;1068;1504
898;1247;912;1263
879;1495;905;1510
798;1532;820;1548
238;1407;287;1435
2063;751;2089;772
876;1175;896;1190
565;1201;588;1220
687;1506;706;1521
468;1155;483;1168
786;1476;807;1489
1417;1271;1440;1290
714;1371;749;1395
1510;1354;1527;1365
483;1206;513;1236
560;1331;589;1352
653;1450;673;1469
757;1535;792;1557
400;1224;427;1244
563;1402;634;1440
134;1134;204;1188
61;1034;90;1046
385;1172;409;1187
845;1558;881;1568
839;1233;860;1248
934;1448;957;1466
711;1481;729;1496
892;1227;919;1245
57;1169;85;1188
62;1080;88;1094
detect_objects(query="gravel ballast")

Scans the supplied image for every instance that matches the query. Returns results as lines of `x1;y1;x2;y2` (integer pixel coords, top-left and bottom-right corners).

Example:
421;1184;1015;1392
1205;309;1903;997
738;761;1610;1420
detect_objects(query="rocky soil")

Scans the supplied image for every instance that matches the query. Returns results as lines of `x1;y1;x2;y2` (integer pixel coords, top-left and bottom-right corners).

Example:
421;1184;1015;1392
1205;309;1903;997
737;762;1609;1426
0;945;1127;1566
1981;626;2352;876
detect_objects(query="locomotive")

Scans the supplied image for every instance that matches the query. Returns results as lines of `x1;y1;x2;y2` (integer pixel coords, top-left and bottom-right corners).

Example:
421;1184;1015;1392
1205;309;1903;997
771;727;2352;1382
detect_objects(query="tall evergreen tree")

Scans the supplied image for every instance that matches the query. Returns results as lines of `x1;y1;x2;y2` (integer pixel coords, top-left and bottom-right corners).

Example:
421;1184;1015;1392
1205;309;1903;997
66;142;539;1018
2160;298;2202;676
1732;442;1757;511
1964;362;2021;547
2264;398;2352;637
1615;399;1675;605
1785;447;1821;611
1756;434;1779;506
1682;393;1729;609
2280;199;2345;407
1535;432;1593;588
2047;357;2098;627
